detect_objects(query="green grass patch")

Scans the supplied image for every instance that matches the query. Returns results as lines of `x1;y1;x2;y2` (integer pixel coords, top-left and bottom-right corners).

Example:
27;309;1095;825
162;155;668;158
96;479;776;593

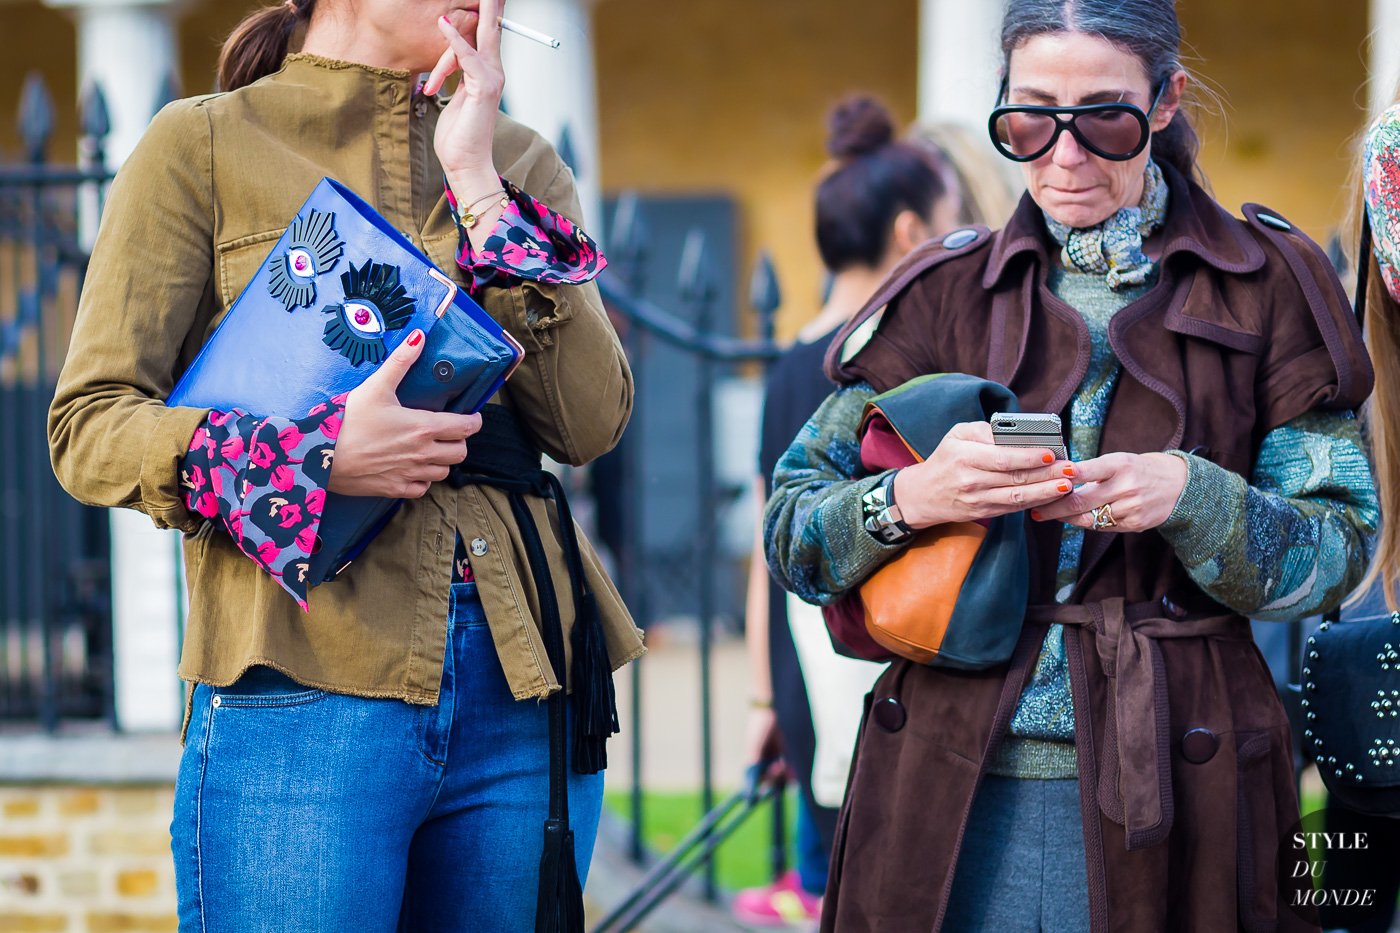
604;788;799;893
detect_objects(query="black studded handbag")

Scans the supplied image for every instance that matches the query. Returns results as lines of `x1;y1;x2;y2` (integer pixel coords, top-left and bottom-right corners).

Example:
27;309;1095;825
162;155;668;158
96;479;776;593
1303;611;1400;815
1302;210;1400;816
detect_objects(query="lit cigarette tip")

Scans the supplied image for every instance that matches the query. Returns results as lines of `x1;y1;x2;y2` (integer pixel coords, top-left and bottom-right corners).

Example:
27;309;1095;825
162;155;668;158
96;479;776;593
500;17;562;49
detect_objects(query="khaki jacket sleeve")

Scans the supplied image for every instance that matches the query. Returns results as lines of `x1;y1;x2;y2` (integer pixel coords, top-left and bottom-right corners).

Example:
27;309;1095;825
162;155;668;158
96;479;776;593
487;132;633;466
47;99;216;533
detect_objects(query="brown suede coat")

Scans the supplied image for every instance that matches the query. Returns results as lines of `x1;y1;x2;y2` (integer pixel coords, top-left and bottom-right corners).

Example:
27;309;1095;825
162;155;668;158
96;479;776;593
818;164;1372;933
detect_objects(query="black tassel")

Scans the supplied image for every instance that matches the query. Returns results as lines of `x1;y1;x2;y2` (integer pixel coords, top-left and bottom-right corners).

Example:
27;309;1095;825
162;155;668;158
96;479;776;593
570;591;619;774
535;818;585;933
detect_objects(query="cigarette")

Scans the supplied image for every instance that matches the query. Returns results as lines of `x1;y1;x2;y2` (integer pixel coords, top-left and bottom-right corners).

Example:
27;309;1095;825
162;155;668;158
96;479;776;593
500;17;561;49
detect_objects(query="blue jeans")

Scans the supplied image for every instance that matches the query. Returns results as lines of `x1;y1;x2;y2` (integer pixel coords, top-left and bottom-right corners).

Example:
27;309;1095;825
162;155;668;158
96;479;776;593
794;792;829;896
172;582;605;932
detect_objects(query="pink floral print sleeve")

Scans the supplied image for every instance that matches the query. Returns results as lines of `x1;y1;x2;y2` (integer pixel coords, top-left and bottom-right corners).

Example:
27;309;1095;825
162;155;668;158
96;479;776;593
179;396;344;608
445;177;606;294
180;182;608;603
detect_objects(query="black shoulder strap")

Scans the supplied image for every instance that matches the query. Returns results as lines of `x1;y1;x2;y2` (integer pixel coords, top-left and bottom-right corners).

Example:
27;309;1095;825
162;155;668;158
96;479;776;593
1357;206;1372;331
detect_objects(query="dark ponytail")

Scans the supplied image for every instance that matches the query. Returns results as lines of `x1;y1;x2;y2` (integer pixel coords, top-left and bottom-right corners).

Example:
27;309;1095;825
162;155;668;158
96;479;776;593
217;0;313;93
815;95;947;272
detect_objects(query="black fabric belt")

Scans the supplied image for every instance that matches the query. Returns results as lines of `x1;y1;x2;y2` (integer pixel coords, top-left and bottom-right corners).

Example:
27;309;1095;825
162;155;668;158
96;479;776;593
450;403;617;933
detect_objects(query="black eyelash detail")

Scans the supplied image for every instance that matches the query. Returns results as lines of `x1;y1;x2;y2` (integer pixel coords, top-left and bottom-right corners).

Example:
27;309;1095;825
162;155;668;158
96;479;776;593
320;260;416;367
266;208;346;311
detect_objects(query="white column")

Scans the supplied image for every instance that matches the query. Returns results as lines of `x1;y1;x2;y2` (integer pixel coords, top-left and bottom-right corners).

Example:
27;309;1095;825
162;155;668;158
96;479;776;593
47;0;185;732
1371;0;1400;118
46;0;180;164
499;0;604;233
917;0;1003;128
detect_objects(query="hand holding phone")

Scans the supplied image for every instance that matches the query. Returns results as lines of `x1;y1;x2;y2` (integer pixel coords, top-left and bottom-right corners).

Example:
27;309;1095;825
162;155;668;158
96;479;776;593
890;419;1076;529
990;412;1068;462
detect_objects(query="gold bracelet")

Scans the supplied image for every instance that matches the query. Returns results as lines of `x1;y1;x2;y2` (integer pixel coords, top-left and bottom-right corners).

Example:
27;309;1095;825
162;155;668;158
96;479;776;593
461;189;509;229
749;697;773;710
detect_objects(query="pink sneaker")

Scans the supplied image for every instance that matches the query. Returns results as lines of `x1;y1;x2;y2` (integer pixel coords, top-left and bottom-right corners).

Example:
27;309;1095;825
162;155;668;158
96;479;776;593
732;869;822;927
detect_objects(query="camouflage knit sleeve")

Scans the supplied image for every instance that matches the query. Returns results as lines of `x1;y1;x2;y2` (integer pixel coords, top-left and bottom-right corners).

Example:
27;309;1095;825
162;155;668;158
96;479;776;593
762;383;910;605
1158;410;1377;620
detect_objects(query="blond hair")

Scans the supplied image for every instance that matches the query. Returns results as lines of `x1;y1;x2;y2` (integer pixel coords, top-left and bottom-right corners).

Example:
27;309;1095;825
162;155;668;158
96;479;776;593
1348;108;1400;610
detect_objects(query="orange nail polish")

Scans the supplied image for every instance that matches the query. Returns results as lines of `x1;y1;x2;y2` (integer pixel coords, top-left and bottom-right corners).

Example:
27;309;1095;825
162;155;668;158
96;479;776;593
1063;466;1075;477
1030;510;1042;521
408;330;423;347
1057;481;1071;493
1041;452;1054;464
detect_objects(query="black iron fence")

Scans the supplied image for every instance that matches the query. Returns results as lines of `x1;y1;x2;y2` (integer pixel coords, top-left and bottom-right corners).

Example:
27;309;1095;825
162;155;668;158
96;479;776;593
599;191;784;911
0;74;116;731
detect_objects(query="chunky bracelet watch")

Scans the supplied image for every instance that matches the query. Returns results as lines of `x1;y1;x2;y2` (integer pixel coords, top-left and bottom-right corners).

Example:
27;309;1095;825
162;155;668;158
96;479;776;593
861;470;915;545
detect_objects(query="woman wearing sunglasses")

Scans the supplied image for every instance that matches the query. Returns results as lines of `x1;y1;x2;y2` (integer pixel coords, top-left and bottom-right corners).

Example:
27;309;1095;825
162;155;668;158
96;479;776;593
765;0;1374;930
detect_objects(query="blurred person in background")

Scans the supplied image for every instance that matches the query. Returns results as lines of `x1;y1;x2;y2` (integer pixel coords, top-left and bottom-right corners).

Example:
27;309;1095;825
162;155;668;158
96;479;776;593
764;0;1376;928
1301;89;1400;933
736;94;964;928
47;0;640;928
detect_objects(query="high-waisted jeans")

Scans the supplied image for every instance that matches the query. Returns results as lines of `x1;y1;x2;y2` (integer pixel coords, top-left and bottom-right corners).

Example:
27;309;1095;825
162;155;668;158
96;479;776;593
172;581;605;932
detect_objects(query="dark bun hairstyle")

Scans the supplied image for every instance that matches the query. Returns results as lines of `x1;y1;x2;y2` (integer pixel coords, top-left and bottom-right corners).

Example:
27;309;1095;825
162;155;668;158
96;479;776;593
816;95;946;272
826;96;896;159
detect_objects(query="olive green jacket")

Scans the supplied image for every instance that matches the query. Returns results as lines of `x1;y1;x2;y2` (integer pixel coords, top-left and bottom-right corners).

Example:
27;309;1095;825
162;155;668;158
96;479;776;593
48;54;644;707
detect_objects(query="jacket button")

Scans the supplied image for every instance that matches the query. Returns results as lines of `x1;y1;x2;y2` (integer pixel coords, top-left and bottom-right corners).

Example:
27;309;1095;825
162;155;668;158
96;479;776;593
873;697;906;733
1160;594;1188;620
942;228;978;250
470;537;489;557
1181;727;1219;764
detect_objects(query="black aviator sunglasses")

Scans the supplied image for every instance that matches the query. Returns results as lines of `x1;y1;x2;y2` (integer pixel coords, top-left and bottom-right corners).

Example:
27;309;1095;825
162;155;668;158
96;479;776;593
987;79;1167;162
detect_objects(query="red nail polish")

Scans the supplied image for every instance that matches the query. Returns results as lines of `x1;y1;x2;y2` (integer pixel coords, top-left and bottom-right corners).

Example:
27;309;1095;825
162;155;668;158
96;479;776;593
408;330;423;347
1031;510;1042;521
1063;466;1075;477
441;15;451;23
1041;452;1054;464
1057;481;1071;493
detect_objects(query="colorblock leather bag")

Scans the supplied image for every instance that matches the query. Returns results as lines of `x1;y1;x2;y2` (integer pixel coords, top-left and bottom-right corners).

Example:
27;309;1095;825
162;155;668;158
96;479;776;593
168;177;523;585
821;373;1030;669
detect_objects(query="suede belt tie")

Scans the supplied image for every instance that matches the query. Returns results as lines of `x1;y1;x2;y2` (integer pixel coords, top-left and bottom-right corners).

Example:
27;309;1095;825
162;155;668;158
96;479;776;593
1026;597;1250;850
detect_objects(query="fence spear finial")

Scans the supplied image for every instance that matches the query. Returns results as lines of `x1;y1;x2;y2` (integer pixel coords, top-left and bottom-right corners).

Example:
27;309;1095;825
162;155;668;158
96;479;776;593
154;72;181;113
678;228;716;308
19;72;55;165
556;123;580;177
748;252;781;342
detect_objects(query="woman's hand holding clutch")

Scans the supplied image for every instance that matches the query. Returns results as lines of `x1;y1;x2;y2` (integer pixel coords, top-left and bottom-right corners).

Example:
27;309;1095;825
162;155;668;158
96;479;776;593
329;329;482;499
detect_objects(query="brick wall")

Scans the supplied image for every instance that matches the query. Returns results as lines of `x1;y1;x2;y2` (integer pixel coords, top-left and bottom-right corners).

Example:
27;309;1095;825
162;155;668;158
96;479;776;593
0;785;177;932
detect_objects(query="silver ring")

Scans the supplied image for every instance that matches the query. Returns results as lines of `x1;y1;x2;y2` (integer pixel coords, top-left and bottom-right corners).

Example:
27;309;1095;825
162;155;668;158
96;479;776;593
1090;503;1117;530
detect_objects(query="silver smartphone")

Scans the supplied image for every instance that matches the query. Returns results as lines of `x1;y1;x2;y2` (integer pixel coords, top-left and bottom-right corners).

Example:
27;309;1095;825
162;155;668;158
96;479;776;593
990;412;1068;461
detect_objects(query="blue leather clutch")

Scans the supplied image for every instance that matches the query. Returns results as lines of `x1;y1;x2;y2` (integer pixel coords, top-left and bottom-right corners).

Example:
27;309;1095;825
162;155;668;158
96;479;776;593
169;177;524;585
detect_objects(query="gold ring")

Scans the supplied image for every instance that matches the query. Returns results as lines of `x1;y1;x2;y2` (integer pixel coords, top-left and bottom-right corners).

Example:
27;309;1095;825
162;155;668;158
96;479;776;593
1090;503;1117;530
496;15;503;28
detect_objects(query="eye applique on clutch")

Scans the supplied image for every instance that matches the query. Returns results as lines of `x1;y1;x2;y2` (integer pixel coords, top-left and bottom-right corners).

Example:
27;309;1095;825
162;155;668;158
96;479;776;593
321;259;416;367
267;208;346;311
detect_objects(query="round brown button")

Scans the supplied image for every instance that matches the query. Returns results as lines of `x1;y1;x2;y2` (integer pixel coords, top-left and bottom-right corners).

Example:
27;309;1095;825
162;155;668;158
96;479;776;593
873;697;906;733
1181;727;1219;764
